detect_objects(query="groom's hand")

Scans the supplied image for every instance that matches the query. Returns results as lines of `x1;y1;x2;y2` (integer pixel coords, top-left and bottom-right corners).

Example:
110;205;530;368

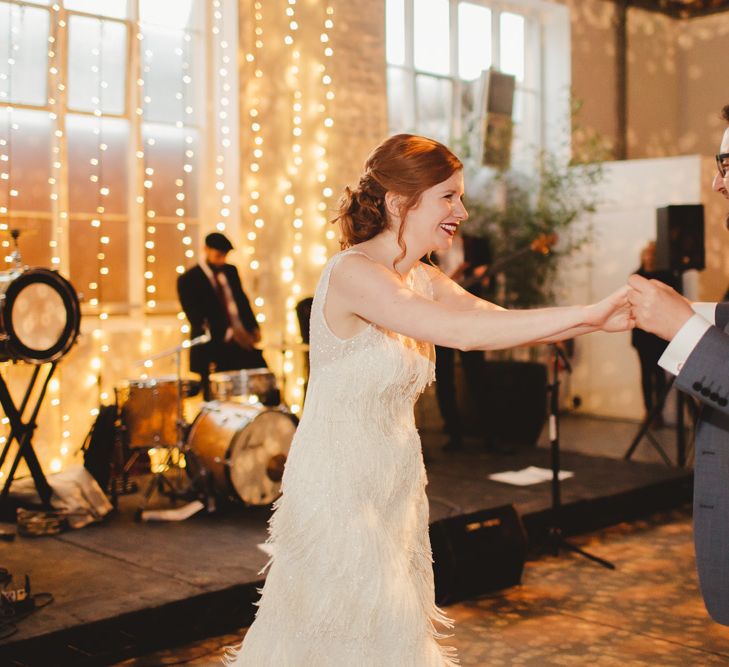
627;274;693;341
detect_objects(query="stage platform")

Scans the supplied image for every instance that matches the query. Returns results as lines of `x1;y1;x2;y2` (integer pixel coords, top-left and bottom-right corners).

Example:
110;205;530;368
0;416;693;666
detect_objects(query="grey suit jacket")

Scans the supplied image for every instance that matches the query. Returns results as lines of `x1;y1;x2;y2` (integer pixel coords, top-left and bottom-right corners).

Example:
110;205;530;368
675;302;729;625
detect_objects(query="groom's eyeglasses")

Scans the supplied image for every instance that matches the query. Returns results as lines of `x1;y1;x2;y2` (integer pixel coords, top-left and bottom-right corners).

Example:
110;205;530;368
716;153;729;178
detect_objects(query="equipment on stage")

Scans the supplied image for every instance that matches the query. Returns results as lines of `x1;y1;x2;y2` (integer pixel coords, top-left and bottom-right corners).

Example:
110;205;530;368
655;204;705;273
118;376;200;450
186;401;296;506
0;266;80;364
208;368;279;407
546;343;615;570
114;332;298;516
626;214;702;467
0;229;81;511
430;504;527;605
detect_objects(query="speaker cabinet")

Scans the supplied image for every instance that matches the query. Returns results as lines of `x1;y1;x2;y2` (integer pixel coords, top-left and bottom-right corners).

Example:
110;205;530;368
477;69;516;170
430;504;527;605
656;204;705;272
482;360;548;446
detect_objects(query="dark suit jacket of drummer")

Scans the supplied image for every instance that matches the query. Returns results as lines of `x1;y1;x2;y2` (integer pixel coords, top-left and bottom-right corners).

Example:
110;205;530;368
177;263;259;375
676;302;729;626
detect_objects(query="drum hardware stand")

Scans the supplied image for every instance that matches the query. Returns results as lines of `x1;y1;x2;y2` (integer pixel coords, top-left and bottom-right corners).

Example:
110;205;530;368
623;376;696;467
0;362;57;510
132;334;213;520
546;344;615;570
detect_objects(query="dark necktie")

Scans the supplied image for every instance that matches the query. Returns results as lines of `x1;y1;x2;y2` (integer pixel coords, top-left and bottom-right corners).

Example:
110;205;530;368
212;271;231;327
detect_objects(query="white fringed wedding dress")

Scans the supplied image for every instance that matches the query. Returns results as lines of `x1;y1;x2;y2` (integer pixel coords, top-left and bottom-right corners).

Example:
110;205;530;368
226;249;458;666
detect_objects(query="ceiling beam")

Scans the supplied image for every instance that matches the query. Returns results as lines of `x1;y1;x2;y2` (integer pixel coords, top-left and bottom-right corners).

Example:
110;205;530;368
620;0;729;18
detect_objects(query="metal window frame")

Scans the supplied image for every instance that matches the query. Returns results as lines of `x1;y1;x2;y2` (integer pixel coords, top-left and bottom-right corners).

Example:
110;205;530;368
386;0;542;153
0;0;222;317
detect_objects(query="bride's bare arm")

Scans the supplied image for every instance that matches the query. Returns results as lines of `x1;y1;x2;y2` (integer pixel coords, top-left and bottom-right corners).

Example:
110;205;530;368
421;261;629;343
328;254;630;351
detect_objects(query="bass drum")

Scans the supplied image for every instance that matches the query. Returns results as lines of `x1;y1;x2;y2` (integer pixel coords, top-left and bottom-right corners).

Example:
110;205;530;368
187;401;297;505
0;267;80;364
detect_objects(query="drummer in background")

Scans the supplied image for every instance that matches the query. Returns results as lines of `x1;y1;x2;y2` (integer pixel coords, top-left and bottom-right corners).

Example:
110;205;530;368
177;232;266;400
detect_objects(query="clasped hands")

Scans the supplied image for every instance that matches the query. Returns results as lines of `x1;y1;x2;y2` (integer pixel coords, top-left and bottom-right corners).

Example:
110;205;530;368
587;275;694;341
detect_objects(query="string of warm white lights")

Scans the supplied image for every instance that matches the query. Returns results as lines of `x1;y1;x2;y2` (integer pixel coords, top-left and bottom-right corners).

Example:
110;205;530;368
282;0;301;393
80;16;109;457
49;4;71;472
0;3;15;238
244;1;265;328
0;4;16;479
320;4;336;248
176;28;193;305
140;26;156;314
213;0;231;241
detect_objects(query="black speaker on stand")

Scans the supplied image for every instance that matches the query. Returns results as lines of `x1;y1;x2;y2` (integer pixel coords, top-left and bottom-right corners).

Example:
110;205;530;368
655;204;705;273
624;204;704;466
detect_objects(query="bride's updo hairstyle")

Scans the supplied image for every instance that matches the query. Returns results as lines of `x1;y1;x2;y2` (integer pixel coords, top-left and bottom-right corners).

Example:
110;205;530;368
333;134;462;267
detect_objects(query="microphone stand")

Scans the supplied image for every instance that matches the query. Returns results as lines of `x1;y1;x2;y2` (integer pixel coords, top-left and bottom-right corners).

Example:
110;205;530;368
547;343;615;569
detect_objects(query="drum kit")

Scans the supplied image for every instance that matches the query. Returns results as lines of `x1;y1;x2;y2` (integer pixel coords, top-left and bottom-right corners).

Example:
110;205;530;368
0;227;299;517
117;347;299;519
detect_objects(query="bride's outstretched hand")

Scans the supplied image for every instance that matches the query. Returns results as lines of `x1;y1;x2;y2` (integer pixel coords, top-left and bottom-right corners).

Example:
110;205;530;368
584;285;635;333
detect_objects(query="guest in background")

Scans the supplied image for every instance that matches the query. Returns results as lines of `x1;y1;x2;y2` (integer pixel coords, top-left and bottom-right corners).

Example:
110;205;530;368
630;241;680;425
177;232;266;399
433;234;492;450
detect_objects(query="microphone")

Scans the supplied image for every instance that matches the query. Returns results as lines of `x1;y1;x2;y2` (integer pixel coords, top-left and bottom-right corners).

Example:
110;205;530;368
184;324;211;349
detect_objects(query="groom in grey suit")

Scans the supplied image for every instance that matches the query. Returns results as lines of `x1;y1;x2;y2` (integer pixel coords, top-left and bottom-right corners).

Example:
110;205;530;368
628;104;729;626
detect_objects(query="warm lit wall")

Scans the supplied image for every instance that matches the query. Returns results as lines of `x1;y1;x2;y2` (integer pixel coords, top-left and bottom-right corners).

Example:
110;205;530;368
557;156;706;419
563;0;729;161
675;12;729;157
563;0;620;159
626;9;680;158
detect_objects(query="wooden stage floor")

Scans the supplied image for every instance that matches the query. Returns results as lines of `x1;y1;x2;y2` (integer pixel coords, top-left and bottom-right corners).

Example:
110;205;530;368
0;414;693;666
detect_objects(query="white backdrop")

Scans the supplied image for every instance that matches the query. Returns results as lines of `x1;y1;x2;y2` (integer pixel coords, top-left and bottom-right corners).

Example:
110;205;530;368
557;155;708;420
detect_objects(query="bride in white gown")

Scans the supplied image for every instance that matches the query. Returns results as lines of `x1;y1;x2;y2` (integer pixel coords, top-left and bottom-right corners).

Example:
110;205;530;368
226;134;632;666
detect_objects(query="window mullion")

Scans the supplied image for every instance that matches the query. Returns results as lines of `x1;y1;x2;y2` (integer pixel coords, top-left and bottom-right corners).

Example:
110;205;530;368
449;0;459;144
404;0;415;131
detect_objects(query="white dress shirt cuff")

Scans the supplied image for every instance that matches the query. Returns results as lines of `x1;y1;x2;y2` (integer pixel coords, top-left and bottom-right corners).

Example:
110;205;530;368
658;314;712;375
691;302;716;324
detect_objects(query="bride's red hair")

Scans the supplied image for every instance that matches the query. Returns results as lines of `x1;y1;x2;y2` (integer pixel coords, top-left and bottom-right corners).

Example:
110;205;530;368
332;134;462;269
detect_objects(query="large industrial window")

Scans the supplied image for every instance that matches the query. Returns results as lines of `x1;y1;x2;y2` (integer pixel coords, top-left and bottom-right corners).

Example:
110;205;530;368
0;0;236;316
386;0;568;167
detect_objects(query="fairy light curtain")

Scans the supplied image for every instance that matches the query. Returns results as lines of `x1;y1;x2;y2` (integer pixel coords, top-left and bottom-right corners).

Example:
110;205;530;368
0;0;341;477
0;0;234;477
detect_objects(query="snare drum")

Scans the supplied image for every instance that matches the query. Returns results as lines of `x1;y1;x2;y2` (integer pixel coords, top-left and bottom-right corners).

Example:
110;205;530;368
0;267;80;364
209;368;279;406
187;401;297;505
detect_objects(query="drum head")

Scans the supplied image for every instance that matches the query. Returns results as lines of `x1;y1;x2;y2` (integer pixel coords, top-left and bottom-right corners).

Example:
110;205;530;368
228;409;297;506
3;268;80;363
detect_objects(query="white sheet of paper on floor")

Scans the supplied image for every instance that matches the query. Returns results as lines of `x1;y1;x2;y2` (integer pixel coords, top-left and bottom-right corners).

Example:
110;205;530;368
140;500;205;521
488;466;574;486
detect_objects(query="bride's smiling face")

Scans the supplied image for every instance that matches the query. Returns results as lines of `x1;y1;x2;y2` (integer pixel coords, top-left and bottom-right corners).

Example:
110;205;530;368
400;170;468;253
